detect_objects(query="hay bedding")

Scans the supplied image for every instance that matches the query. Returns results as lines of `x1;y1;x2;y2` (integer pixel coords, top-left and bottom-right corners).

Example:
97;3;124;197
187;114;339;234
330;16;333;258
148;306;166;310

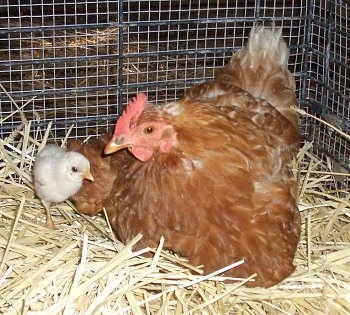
0;96;349;315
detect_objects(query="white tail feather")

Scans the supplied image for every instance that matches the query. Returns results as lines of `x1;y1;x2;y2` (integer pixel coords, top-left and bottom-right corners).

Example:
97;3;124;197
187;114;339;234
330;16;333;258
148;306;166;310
246;26;289;68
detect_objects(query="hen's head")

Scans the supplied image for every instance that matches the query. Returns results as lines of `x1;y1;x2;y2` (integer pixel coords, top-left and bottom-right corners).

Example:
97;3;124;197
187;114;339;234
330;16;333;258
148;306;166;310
104;93;176;161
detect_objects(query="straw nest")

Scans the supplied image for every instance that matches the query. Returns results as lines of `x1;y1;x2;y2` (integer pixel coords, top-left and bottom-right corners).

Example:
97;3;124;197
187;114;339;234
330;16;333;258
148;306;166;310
0;98;349;314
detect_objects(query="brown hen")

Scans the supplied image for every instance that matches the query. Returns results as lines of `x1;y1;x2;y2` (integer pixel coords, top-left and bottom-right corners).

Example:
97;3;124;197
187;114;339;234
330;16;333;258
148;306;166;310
71;26;301;287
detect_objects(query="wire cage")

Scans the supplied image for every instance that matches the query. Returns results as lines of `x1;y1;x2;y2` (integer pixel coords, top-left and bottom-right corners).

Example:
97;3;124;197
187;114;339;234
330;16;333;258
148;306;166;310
0;0;349;179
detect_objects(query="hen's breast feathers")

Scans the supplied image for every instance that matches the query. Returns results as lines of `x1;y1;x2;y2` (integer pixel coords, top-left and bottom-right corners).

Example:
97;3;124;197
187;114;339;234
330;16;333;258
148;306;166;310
67;134;120;215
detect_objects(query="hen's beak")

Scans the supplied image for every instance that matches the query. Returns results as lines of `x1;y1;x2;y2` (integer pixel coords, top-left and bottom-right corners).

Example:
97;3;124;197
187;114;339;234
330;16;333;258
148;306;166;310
83;170;94;182
104;138;131;155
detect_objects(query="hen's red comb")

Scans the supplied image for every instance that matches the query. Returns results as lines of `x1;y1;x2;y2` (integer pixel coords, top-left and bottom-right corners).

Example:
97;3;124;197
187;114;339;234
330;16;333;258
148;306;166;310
114;93;147;135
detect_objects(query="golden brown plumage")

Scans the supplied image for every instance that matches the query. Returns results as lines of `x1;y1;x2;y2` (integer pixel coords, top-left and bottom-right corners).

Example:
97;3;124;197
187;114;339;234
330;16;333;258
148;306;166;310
67;133;132;215
70;26;301;287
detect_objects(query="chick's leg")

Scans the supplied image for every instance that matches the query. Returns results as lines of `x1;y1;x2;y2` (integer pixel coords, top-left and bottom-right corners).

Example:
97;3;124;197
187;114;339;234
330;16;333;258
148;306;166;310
42;200;56;230
45;208;56;230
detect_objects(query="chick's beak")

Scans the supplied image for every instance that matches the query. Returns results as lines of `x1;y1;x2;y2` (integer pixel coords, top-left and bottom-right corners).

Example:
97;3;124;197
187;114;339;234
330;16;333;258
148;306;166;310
104;137;131;155
82;169;94;182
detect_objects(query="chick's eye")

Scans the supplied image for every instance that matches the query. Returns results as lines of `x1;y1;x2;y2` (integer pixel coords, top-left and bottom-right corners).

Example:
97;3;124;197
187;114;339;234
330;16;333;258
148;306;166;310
71;167;78;173
143;126;154;134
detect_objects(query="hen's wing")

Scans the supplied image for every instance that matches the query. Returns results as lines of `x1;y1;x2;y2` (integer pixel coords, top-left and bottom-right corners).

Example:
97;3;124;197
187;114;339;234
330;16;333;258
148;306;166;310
184;27;296;122
183;26;299;156
67;133;131;215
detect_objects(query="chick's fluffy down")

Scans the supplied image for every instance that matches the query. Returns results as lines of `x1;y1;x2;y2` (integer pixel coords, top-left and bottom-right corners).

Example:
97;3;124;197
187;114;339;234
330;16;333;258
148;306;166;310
34;145;92;205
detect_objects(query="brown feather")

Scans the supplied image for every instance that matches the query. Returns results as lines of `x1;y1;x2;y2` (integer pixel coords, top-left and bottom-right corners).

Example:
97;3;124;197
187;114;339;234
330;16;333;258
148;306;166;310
67;133;133;215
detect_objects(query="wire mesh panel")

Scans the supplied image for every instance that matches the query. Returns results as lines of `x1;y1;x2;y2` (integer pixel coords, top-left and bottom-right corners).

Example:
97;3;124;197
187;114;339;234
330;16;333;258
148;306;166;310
0;1;122;139
0;0;349;177
121;0;307;102
0;0;308;139
300;0;350;182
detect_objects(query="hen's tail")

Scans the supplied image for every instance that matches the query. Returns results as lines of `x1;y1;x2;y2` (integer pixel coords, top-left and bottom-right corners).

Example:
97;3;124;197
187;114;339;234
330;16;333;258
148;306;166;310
244;26;289;73
224;26;298;127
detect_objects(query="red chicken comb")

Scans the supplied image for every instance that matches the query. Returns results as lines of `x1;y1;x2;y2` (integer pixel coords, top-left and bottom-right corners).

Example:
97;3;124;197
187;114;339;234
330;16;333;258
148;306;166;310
114;93;148;135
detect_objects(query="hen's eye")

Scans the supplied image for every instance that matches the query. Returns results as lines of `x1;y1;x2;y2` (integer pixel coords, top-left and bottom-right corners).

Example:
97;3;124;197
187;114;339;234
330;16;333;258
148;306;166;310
72;167;78;173
143;126;154;134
